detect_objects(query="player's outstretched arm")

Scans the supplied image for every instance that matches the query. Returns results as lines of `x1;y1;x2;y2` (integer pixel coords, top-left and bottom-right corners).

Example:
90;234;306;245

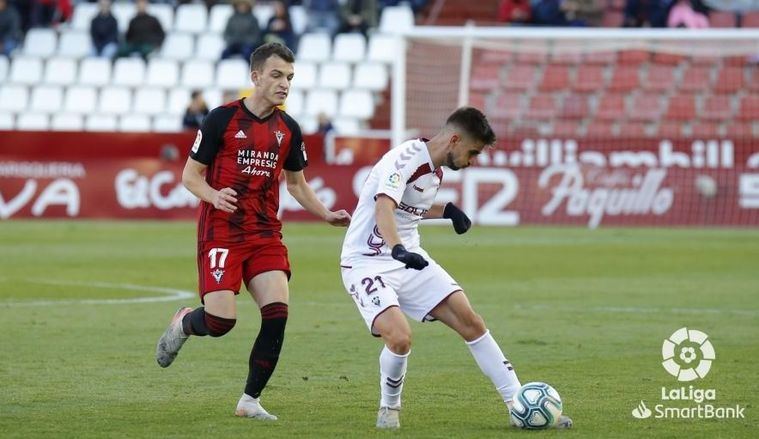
422;203;471;234
376;195;428;270
182;157;237;213
283;169;351;226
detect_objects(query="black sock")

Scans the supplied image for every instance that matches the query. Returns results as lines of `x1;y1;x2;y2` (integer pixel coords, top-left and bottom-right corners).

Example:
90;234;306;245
182;307;209;336
244;302;288;398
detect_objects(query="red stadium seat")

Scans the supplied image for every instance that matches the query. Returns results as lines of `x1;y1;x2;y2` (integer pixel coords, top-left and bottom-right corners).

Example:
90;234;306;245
601;11;624;27
585;120;615;137
741;12;759;27
713;67;745;94
560;94;590;119
525;94;558;120
470;64;501;91
748;69;759;91
618;50;649;65
596;93;626;120
737;95;759;121
539;65;570;91
618;121;651;137
723;121;754;138
657;121;685;138
582;51;616;65
665;95;696;121
690;121;722;138
468;92;487;110
572;65;605;93
608;65;640;92
551;119;581;137
515;50;547;65
709;11;737;28
480;50;513;64
679;65;712;92
652;53;686;65
628;93;664;121
643;65;676;92
700;95;734;120
502;65;539;91
489;92;523;120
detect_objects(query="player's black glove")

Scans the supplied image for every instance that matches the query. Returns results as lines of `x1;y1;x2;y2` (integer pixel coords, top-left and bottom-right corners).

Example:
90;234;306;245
391;244;429;270
443;202;471;234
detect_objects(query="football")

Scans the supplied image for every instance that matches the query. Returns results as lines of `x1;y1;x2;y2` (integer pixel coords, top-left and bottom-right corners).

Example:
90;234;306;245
509;382;563;429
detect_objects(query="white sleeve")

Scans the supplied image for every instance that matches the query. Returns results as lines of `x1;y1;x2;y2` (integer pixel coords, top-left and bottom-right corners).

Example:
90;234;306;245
374;143;425;205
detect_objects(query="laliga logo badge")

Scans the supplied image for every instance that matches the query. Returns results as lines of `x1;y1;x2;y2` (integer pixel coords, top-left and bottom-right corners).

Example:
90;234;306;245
662;327;715;382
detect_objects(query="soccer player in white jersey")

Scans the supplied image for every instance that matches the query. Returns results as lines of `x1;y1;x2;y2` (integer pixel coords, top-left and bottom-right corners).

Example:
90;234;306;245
340;107;572;430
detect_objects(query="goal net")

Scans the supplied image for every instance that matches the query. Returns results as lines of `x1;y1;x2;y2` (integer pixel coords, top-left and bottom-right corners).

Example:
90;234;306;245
395;28;759;227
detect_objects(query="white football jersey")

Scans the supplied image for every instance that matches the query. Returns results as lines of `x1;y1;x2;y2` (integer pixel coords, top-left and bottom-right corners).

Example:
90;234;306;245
341;139;443;269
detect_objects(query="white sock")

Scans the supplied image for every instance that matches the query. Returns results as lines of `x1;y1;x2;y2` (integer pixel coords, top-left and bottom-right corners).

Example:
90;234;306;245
379;345;409;409
466;330;521;403
239;393;259;404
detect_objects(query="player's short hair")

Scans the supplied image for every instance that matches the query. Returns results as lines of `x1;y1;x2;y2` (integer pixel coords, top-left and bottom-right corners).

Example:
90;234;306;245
250;42;295;72
445;107;496;146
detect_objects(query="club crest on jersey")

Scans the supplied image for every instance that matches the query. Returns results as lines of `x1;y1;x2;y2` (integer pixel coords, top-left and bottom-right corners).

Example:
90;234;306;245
212;268;225;283
372;296;381;306
385;172;402;190
274;130;285;146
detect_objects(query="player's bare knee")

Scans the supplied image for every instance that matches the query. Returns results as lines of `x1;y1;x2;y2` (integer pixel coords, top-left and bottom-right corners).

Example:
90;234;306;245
461;311;486;340
385;331;412;355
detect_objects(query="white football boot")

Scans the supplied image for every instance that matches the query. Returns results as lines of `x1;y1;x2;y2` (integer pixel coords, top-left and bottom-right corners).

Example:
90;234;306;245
376;406;401;429
155;307;192;368
235;395;278;420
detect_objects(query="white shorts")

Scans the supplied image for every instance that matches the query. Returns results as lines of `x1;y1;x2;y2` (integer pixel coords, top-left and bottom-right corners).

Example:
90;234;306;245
340;256;461;336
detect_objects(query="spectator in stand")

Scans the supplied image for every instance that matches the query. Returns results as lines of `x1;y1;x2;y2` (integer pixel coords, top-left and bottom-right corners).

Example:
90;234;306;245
532;0;588;26
379;0;428;15
30;0;72;28
317;112;334;135
668;0;709;27
572;0;604;26
114;0;165;60
338;0;377;38
182;90;210;130
0;0;21;56
221;0;261;60
623;0;674;27
90;0;118;58
497;0;531;24
263;0;295;49
304;0;340;36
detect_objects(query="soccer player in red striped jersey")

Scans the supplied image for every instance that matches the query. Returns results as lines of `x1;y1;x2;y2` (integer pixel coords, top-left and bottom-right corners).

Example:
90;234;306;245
155;42;351;420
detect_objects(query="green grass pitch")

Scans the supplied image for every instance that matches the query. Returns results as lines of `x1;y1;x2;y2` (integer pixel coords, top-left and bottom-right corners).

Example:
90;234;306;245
1;221;757;438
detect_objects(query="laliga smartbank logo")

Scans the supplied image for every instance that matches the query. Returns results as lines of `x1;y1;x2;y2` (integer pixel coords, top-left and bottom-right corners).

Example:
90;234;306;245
631;327;745;420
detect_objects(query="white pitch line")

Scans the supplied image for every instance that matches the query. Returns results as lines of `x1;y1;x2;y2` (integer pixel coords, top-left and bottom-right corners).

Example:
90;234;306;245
0;279;194;307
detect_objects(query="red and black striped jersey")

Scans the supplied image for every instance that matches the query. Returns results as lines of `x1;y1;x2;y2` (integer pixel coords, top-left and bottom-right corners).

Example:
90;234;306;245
189;99;307;243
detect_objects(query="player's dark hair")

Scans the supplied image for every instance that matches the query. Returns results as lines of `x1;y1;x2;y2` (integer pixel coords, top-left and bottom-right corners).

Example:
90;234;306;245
250;42;295;72
446;107;496;146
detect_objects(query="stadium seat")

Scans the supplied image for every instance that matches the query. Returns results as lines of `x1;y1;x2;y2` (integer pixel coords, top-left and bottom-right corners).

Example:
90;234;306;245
551;120;580;137
284;90;304;117
71;2;98;31
582;51;616;65
297;33;331;62
515;48;547;65
289;5;307;35
203;88;223;108
153;115;183;132
652;52;686;65
379;5;414;34
713;67;744;94
168;89;191;115
16;113;49;130
63;86;98;114
367;34;398;64
470;64;501;91
149;3;174;32
208;4;233;34
57;31;92;58
134;88;167;115
585;120;615;137
353;63;389;91
160;33;195;61
468;91;487;110
181;60;215;89
601;11;624;27
98;86;133;114
0;113;15;129
689;121;722;138
628;94;664;121
305;89;338;117
0;57;7;82
51;114;84;131
291;61;317;89
525;94;558;120
748;69;759;91
175;4;208;34
723;121;753;137
596;93;626;120
709;11;737;28
618;50;649;65
119;114;152;132
112;58;146;87
30;85;64;113
665;95;696;121
488;93;523;120
618;121;651;137
737;95;759;121
44;58;78;86
572;64;605;93
78;58;111;86
559;94;589;119
216;59;250;89
333;117;361;134
146;59;179;88
700;95;734;120
642;65;676;92
539;65;570;92
196;34;225;61
22;29;57;58
318;62;352;90
608;65;640;92
253;2;275;28
680;65;712;93
86;114;118;131
112;2;136;33
0;85;28;112
502;65;538;91
298;115;318;134
743;12;759;27
333;33;366;63
656;121;684;138
9;57;43;85
339;89;374;119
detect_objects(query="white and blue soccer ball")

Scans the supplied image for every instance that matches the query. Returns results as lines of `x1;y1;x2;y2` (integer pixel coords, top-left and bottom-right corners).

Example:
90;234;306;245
509;382;563;429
